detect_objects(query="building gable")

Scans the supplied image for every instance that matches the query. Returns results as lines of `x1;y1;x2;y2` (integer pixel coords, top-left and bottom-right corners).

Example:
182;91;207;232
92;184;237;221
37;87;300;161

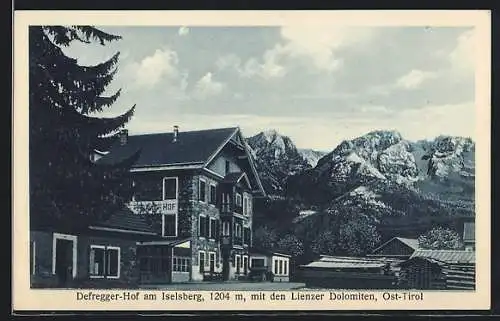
370;237;419;257
204;128;265;196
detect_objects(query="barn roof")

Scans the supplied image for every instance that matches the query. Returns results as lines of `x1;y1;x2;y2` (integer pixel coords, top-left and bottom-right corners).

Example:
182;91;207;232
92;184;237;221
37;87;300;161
410;250;475;264
370;237;420;255
90;207;157;235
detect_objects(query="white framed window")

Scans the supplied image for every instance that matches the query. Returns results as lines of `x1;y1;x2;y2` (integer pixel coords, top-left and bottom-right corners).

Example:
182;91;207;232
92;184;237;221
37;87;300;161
199;178;207;202
199;251;206;273
163;177;178;200
244;195;252;216
173;256;190;272
106;246;120;279
162;214;177;237
234;223;242;238
274;259;279;275
209;217;218;240
236;193;242;207
279;260;283;275
251;258;265;268
243;196;248;215
199;215;208;238
89;245;120;279
283;260;288;275
222;221;230;236
209;252;216;273
235;254;241;273
209;183;217;205
243;255;249;274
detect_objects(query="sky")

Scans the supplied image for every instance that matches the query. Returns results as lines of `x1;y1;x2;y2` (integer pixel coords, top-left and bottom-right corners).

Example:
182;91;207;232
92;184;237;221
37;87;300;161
61;26;476;151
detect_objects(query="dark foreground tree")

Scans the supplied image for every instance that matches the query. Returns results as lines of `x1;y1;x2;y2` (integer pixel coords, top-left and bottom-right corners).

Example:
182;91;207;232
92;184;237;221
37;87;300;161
29;26;138;231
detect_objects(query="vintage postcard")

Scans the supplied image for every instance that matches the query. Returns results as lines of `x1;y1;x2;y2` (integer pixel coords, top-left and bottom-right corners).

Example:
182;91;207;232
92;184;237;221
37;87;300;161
12;10;491;312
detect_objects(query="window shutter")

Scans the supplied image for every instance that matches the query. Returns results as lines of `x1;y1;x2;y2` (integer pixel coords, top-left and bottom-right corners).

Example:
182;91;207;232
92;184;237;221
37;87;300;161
89;247;95;275
204;217;209;238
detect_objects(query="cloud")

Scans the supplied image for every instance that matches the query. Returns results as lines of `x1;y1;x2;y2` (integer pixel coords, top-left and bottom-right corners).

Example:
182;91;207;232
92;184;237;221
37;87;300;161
395;69;438;89
125;48;180;89
216;26;376;80
448;29;475;76
178;26;190;36
216;50;287;79
192;72;225;99
278;26;374;72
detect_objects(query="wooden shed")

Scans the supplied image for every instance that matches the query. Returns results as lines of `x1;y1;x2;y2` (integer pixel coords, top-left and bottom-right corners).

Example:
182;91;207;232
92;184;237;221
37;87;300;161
399;250;475;290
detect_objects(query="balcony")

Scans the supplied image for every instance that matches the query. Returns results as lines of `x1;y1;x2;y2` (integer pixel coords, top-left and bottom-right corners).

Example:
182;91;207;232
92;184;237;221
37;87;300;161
220;236;246;250
221;203;231;214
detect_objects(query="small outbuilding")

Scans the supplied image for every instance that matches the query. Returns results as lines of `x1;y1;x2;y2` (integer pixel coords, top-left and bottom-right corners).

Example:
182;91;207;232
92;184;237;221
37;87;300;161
248;249;291;282
398;250;475;290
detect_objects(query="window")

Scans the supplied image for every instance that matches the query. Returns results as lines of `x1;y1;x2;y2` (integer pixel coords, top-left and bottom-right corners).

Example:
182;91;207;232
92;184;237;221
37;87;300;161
243;256;248;274
107;247;120;278
279;260;283;275
225;160;230;175
209;218;218;239
236;193;242;207
89;245;120;279
221;193;230;212
199;216;208;238
222;221;230;236
209;184;217;205
245;195;251;215
243;227;251;245
283;260;288;275
209;252;216;273
274;259;278;275
251;258;265;268
163;214;177;237
234;223;242;238
199;251;206;273
243;196;248;215
235;255;241;273
163;177;178;200
199;179;207;202
173;257;190;272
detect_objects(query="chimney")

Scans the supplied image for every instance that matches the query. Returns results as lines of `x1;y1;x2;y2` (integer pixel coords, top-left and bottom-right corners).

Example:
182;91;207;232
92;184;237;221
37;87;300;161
173;125;179;143
119;129;128;146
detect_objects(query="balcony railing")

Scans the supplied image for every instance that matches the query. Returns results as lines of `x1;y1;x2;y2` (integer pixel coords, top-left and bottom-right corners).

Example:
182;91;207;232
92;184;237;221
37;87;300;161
221;203;231;213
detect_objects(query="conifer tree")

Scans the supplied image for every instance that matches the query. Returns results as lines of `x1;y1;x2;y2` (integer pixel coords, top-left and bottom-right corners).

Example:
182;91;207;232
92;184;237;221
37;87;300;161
29;26;139;231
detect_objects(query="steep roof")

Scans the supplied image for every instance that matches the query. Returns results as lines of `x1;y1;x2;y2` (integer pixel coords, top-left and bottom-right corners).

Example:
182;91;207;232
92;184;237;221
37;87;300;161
90;207;157;235
396;237;420;250
370;237;420;254
97;127;238;167
410;250;475;264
